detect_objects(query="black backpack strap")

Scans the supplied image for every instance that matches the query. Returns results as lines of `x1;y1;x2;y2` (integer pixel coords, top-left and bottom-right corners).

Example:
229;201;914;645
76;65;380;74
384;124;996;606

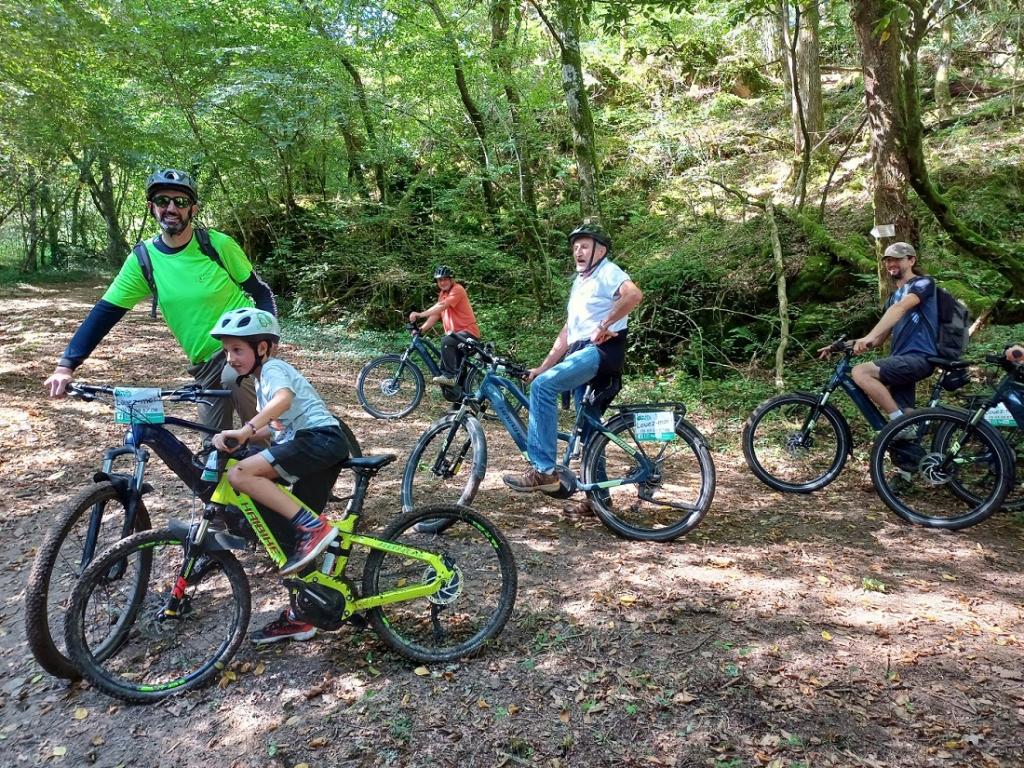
195;227;240;286
132;241;158;319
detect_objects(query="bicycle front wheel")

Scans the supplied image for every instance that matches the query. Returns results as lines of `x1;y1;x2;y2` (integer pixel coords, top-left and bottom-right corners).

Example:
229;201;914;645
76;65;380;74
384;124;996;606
25;481;151;680
65;528;251;704
870;408;1013;530
362;505;517;663
582;411;716;542
742;392;850;493
400;413;487;517
356;354;425;419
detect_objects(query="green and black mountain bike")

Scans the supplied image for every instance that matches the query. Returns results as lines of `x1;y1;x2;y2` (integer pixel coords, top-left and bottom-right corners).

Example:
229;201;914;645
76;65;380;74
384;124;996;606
63;433;517;703
26;383;359;680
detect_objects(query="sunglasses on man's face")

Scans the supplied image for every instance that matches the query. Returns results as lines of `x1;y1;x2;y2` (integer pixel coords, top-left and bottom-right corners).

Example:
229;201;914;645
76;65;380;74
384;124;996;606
151;195;194;209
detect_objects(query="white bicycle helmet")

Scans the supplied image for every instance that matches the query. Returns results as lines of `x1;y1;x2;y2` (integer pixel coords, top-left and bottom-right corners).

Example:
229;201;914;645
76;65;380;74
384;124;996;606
210;308;281;342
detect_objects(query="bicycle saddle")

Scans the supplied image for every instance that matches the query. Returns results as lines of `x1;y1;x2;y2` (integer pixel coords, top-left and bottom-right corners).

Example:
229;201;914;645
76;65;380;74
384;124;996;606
341;455;397;471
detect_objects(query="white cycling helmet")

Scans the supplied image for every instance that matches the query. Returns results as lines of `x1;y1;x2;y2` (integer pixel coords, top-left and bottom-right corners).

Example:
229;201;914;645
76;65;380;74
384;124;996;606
210;308;280;342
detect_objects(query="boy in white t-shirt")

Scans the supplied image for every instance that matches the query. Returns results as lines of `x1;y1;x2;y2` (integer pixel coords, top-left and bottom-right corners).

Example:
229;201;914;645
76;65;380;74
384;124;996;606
210;308;350;643
503;224;643;494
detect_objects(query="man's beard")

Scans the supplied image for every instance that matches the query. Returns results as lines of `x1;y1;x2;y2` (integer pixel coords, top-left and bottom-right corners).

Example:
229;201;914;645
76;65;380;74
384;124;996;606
158;209;192;235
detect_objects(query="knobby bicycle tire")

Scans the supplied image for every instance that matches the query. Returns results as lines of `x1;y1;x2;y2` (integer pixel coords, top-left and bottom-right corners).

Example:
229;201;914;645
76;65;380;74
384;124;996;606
400;413;487;531
65;528;251;704
742;392;851;493
362;504;517;663
25;481;151;679
582;412;716;542
356;354;425;419
869;408;1014;530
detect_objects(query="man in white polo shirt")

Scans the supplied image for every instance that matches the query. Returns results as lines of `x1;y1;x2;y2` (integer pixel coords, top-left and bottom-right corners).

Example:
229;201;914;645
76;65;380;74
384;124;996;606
503;223;643;492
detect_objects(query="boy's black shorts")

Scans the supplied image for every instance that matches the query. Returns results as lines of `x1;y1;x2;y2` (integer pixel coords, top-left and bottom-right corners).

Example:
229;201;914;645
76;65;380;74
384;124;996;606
260;425;350;484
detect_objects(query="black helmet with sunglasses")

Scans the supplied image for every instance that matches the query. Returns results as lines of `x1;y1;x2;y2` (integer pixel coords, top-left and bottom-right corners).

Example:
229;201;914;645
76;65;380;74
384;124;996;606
146;169;198;202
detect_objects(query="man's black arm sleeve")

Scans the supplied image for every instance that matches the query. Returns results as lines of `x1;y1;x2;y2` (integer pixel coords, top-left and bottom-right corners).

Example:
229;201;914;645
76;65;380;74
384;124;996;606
57;300;129;370
242;272;277;315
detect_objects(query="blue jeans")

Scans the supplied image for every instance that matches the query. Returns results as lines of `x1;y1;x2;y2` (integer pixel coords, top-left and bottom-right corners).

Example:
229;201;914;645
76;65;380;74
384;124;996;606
526;345;600;472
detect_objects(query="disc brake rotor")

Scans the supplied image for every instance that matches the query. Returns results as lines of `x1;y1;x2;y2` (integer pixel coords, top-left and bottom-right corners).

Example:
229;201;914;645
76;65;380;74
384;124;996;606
785;431;811;454
919;453;953;485
380;378;401;396
424;555;463;606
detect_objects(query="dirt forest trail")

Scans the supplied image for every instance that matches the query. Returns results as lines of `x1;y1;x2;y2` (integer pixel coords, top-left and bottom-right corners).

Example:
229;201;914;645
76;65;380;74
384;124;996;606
1;279;1022;768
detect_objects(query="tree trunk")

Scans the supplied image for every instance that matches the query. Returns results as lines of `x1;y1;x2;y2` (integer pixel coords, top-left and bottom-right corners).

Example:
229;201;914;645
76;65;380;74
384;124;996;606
766;200;790;390
900;32;1024;291
339;58;387;204
554;0;600;220
935;5;953;118
426;0;498;219
850;0;916;244
40;179;61;267
23;167;40;272
490;0;550;303
796;0;823;148
69;153;130;264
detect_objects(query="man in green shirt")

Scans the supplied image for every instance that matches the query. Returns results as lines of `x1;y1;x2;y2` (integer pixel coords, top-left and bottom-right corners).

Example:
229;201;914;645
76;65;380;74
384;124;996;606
44;169;277;430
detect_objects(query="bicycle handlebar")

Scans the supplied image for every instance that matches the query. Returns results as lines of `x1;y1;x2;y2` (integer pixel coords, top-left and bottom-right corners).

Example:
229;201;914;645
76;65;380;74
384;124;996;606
459;337;530;378
827;335;853;354
68;383;232;403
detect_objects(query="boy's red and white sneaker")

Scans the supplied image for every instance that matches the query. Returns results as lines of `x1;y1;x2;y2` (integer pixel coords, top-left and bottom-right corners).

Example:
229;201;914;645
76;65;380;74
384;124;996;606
280;522;338;575
250;610;316;645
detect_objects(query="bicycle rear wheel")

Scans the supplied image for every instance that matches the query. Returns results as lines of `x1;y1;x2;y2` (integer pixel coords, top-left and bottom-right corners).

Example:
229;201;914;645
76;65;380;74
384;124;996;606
582;411;716;542
400;413;486;523
65;528;250;704
25;481;151;680
356;354;425;419
742;392;850;493
870;408;1013;530
362;505;517;663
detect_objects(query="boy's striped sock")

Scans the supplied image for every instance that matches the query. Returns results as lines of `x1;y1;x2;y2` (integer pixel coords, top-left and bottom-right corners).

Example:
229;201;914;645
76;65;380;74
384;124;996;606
293;507;320;529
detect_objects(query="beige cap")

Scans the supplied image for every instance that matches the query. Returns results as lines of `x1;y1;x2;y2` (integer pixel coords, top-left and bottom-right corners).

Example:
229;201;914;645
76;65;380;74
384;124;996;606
882;242;917;259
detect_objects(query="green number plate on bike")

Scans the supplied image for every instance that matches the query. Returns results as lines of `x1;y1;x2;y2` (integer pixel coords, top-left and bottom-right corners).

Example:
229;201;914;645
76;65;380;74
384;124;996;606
984;403;1017;427
114;387;165;424
634;411;676;441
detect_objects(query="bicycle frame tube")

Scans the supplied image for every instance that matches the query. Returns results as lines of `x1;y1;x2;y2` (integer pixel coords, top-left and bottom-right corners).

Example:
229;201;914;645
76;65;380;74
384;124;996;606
411;337;442;376
129;417;215;497
480;375;531;450
828;357;887;430
209;466;290;567
572;407;660;493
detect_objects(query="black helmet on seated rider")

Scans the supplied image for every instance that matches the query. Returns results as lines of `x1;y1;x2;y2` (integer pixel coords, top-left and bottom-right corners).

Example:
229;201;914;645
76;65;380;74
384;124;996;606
568;223;612;276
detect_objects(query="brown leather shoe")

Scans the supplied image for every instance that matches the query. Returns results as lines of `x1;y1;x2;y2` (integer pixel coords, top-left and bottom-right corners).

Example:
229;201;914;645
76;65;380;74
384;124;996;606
503;467;560;493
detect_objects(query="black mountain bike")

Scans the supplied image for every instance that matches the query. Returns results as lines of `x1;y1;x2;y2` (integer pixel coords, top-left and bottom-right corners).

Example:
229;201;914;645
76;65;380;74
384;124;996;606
743;337;969;493
869;354;1022;529
356;323;480;419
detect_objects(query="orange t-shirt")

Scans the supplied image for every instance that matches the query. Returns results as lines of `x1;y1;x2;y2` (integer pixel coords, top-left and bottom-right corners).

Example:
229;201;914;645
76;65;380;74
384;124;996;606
439;283;480;337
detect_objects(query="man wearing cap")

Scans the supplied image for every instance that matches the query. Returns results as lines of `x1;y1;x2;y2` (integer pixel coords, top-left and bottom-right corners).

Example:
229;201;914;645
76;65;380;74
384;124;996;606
821;241;938;420
43;168;276;431
503;223;643;493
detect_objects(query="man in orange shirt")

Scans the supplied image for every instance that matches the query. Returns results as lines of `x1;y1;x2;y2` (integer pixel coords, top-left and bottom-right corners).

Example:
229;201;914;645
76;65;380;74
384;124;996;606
409;265;481;387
